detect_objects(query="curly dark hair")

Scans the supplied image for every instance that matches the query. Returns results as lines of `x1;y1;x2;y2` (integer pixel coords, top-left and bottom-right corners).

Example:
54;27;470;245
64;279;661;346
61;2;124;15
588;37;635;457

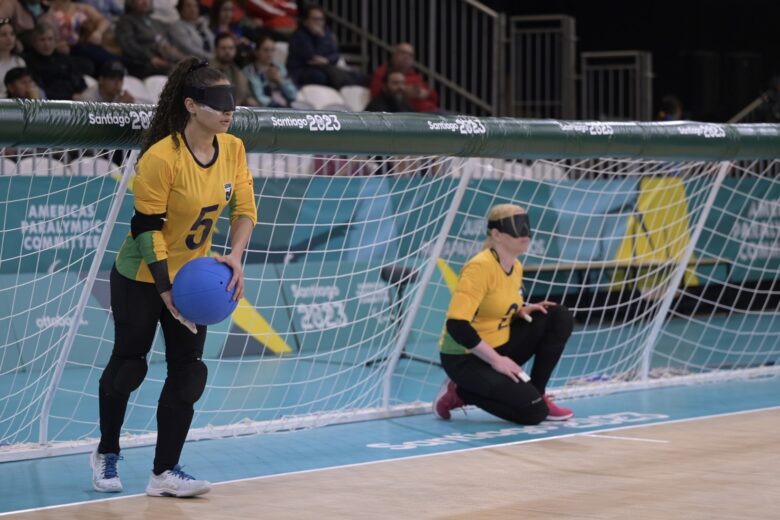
139;57;228;158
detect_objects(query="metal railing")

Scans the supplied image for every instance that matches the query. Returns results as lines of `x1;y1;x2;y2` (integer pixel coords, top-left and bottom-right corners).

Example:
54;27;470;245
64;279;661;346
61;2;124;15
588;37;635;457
320;0;504;115
508;15;577;119
581;51;653;121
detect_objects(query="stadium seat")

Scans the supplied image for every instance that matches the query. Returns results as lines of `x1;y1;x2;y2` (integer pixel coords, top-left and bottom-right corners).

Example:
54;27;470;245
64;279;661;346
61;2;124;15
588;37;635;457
144;75;169;102
15;156;68;176
0;157;16;175
71;156;116;176
83;75;98;89
299;85;347;110
339;86;371;111
273;41;289;66
123;76;153;103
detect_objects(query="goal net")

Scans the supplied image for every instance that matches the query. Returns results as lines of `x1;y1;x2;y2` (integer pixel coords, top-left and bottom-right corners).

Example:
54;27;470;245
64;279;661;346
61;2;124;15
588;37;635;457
1;103;778;461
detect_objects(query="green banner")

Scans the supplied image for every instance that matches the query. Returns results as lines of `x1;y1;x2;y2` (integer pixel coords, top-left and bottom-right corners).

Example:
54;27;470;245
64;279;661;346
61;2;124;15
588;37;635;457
1;100;779;160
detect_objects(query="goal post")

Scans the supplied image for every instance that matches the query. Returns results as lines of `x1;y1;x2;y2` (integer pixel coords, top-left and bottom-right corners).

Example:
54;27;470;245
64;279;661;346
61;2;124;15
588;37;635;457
1;99;779;461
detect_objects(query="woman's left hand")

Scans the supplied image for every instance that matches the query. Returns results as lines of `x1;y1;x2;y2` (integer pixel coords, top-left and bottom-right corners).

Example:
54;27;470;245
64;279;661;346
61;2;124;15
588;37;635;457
518;300;556;322
215;253;245;301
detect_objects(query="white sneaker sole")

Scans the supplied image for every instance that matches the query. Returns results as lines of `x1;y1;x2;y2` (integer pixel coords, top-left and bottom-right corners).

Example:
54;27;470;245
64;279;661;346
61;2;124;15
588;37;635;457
90;450;123;493
545;412;574;421
432;379;452;420
146;483;211;498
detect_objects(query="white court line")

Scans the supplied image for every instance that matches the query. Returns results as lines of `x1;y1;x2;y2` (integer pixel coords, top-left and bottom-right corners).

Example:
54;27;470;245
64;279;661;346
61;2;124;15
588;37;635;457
583;433;669;443
2;404;779;517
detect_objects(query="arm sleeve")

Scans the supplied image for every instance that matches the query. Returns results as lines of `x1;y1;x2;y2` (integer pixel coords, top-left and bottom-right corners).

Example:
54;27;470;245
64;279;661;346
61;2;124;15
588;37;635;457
446;319;481;349
228;141;257;225
133;152;174;266
446;261;491;322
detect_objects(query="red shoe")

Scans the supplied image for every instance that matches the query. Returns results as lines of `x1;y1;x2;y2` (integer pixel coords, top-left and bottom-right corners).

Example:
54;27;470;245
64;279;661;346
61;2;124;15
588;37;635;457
432;379;465;420
543;394;574;421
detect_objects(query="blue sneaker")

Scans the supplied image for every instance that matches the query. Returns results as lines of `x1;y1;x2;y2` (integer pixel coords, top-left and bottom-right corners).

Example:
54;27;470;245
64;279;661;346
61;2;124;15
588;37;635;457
90;449;123;492
146;465;211;497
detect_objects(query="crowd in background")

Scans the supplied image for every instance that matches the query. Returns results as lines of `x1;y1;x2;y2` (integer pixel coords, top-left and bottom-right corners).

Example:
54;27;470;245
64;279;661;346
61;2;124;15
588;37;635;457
0;0;441;113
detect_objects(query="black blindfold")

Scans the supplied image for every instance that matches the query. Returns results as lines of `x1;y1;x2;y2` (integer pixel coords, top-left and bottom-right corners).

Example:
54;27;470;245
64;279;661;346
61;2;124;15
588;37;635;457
487;213;532;238
183;84;236;112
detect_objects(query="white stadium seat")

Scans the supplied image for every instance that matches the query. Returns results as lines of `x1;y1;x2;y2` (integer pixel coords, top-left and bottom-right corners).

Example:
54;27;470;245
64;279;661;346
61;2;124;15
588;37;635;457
299;85;347;111
15;157;69;176
123;75;153;103
339;86;371;112
144;75;169;102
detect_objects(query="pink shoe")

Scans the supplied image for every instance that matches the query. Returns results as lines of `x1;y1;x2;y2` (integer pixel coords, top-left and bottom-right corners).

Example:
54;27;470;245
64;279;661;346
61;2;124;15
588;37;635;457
432;379;465;420
543;394;574;421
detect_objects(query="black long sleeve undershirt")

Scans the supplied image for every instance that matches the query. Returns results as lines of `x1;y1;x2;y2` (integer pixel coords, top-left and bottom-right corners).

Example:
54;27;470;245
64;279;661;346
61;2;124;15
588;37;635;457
446;318;481;349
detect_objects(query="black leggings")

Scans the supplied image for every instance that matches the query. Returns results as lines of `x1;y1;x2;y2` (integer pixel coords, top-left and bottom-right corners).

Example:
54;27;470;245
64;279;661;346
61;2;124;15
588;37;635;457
98;266;207;474
440;305;574;425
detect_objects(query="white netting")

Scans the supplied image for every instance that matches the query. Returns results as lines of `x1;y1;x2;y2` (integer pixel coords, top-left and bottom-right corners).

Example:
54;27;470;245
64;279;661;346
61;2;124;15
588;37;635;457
1;150;779;461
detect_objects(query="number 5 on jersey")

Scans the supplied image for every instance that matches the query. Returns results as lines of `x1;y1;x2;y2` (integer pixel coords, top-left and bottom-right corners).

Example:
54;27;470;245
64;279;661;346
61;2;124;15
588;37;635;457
186;204;219;249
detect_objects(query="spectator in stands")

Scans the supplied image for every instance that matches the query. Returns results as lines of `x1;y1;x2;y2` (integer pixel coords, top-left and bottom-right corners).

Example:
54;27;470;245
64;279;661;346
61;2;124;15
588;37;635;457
80;59;135;103
432;203;575;424
208;0;257;65
243;34;296;107
286;3;362;89
212;32;257;106
244;0;297;36
18;0;45;20
0;19;26;98
4;66;41;98
151;0;180;25
116;0;188;78
40;0;119;73
758;75;780;123
80;0;123;21
370;43;439;113
657;95;684;121
0;0;34;39
23;22;86;100
365;68;411;113
168;0;214;60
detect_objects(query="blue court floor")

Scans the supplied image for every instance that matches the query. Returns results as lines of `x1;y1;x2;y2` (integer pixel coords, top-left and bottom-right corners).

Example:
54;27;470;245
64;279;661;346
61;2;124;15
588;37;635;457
1;375;779;515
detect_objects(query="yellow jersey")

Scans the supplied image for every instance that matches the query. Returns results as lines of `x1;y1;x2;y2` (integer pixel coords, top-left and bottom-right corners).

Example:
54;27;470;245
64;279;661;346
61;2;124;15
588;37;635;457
116;132;257;284
440;249;524;354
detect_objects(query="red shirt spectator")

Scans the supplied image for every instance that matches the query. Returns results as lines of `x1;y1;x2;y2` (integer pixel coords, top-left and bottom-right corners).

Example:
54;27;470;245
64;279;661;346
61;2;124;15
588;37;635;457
370;43;439;113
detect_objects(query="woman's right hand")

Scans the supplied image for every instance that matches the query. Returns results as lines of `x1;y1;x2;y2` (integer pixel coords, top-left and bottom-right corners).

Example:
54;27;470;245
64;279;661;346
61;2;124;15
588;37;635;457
490;355;523;383
160;290;198;334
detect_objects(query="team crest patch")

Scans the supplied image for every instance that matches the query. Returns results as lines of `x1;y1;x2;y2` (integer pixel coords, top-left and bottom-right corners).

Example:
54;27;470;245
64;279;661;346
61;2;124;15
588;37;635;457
224;183;233;201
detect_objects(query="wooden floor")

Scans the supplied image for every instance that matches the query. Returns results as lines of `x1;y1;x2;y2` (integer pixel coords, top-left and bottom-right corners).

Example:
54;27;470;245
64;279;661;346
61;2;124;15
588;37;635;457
8;409;780;520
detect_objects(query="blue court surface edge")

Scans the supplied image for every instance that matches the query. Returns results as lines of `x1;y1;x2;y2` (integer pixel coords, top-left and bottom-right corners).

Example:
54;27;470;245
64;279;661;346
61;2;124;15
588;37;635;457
1;376;779;515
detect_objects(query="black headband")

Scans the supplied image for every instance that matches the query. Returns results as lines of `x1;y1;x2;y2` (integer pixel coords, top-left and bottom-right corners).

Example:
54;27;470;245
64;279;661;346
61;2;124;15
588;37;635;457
487;213;532;238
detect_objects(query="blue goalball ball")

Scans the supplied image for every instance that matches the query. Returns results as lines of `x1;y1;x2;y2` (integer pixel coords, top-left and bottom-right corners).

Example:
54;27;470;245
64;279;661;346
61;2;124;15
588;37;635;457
172;257;238;325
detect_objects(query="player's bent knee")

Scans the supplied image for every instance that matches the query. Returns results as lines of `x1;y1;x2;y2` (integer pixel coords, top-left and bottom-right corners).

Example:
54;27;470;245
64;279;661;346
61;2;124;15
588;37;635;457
178;360;208;405
514;400;548;425
100;357;148;396
550;305;574;335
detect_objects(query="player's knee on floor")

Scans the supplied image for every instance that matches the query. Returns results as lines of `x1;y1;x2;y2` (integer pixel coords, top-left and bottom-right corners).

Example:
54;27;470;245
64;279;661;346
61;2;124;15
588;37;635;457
514;399;548;425
100;356;148;396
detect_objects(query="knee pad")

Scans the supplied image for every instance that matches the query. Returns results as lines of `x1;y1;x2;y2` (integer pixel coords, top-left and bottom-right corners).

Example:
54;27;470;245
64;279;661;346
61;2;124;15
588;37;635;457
176;359;208;405
100;356;148;396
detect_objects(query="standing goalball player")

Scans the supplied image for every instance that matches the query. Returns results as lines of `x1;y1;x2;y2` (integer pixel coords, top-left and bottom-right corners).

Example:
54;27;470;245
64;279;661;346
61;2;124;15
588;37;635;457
90;57;257;497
